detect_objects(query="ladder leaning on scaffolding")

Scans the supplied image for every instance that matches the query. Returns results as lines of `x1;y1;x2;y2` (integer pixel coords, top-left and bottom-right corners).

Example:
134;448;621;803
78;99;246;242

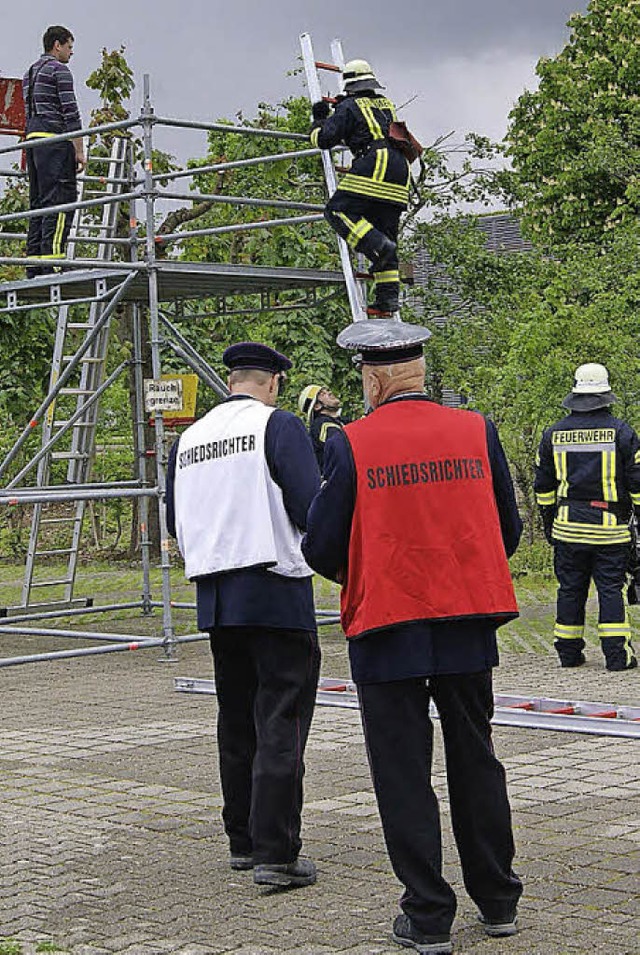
299;34;370;325
7;137;131;614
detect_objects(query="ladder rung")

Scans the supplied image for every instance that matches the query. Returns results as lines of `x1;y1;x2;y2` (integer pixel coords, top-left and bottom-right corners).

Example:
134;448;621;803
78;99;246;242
31;578;74;588
67;323;92;330
40;517;77;525
53;421;93;429
35;548;74;557
59;388;96;396
315;60;341;73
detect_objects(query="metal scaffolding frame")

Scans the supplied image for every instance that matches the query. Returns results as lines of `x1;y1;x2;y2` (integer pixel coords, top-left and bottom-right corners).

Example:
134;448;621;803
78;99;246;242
0;73;345;667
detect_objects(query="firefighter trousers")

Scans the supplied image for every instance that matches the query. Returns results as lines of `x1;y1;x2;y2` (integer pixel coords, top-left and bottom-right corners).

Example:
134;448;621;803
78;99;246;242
358;672;522;936
209;626;320;864
26;138;77;272
553;541;636;670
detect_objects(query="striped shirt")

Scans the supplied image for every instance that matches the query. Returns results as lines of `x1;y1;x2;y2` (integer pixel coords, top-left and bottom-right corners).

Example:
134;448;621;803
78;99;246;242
22;55;81;133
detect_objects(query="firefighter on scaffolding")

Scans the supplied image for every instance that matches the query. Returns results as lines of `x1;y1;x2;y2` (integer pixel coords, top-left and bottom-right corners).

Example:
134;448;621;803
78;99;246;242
310;59;410;317
534;363;640;672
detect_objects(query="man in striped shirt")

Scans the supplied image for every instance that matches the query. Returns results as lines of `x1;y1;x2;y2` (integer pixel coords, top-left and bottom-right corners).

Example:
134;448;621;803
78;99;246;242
22;25;85;277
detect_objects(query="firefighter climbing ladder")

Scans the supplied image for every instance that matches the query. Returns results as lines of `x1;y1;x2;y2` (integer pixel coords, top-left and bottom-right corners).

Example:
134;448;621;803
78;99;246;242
299;34;368;322
7;138;130;613
174;676;640;740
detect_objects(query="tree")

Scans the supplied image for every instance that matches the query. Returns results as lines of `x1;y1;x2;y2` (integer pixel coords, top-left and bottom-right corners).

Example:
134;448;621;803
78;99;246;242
505;0;640;245
412;213;639;537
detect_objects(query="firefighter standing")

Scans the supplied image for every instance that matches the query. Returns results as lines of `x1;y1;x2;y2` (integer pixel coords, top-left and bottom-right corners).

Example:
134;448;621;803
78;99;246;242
303;318;523;954
310;59;411;316
298;383;345;472
166;342;321;889
535;363;640;671
22;25;85;278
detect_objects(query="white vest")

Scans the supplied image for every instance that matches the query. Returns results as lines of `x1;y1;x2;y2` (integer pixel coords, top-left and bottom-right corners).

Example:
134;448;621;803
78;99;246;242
173;398;312;580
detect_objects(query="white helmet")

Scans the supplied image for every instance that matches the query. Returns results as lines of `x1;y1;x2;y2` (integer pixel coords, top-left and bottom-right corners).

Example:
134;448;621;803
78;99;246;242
342;58;383;93
298;383;323;424
572;363;611;394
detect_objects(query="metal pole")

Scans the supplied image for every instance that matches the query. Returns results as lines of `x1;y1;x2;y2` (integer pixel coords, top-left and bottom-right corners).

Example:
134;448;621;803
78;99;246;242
152;146;330;183
0;191;140;227
157;189;323;213
133;303;153;614
159;313;229;397
0;633;204;668
0;271;137;480
156;213;324;245
142;75;175;659
0;601;145;625
0;487;158;505
153;116;308;141
299;32;365;321
0;118;138;157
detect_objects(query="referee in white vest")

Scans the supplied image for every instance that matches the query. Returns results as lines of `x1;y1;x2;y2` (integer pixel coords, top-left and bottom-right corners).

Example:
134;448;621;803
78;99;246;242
166;342;321;889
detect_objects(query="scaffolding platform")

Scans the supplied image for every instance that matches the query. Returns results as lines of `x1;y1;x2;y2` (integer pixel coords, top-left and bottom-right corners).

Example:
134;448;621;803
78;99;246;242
0;261;344;308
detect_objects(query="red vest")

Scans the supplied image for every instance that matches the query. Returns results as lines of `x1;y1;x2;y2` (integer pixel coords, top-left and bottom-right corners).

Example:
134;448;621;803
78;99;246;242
341;400;518;638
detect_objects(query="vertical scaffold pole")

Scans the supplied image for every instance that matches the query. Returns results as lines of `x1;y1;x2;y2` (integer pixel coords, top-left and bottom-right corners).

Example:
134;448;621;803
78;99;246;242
141;75;175;657
299;33;365;323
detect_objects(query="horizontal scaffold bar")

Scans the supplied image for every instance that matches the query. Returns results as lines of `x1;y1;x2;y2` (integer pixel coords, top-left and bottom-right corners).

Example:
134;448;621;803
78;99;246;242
153;146;330;184
152;115;309;141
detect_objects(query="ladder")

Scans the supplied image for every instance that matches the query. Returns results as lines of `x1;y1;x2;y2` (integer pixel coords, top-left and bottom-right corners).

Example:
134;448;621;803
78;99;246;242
174;676;640;740
14;137;130;613
299;34;368;323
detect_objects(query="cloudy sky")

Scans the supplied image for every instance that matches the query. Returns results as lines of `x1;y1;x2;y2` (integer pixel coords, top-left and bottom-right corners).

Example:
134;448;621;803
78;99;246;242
6;0;588;165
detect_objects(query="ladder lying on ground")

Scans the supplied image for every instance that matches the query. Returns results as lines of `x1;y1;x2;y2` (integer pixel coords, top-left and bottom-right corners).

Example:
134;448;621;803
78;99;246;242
8;138;130;614
299;33;368;323
174;676;640;739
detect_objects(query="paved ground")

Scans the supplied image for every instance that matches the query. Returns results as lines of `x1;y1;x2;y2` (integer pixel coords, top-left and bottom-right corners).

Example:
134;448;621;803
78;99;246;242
0;625;638;955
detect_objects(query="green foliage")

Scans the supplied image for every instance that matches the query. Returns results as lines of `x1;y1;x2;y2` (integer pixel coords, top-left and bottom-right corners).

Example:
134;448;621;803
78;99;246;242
0;940;22;955
413;213;640;536
86;46;135;126
505;0;640;245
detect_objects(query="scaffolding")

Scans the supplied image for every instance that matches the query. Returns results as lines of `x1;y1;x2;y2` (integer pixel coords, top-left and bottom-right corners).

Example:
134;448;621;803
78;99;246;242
0;73;345;666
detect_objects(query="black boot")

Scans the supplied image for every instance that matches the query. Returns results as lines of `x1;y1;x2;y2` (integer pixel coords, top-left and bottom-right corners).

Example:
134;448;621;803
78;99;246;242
554;637;586;667
355;230;397;271
602;636;638;671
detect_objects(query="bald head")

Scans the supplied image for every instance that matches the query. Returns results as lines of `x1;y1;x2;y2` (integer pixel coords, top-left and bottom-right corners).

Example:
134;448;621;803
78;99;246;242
362;356;425;409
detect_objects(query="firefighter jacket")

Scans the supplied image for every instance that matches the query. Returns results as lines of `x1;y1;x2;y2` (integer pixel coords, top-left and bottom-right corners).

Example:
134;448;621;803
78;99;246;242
173;397;313;580
309;413;344;471
331;399;519;638
534;409;640;545
310;92;410;208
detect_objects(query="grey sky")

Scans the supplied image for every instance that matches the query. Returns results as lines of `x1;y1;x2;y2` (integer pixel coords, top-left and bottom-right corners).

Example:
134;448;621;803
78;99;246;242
6;0;588;164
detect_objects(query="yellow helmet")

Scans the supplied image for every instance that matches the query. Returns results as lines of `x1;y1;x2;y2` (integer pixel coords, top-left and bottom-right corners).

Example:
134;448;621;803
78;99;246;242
298;384;323;424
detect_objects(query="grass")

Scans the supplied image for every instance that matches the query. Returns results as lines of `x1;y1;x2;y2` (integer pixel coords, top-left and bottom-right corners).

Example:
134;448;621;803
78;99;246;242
0;553;636;657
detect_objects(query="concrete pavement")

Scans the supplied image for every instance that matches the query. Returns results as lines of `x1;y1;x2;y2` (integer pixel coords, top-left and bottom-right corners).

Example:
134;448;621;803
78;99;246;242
0;630;638;955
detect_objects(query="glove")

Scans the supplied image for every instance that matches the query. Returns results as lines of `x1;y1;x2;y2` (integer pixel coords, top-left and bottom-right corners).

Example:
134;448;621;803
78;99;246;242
312;100;331;122
540;507;554;545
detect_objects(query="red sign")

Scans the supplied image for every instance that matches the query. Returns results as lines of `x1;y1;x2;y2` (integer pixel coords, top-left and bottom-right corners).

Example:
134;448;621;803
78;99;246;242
0;78;25;135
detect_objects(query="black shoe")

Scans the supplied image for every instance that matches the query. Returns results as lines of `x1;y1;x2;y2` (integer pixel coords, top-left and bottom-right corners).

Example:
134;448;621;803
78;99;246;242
559;652;586;668
253;857;316;888
606;655;638;672
392;914;452;954
25;267;42;280
230;854;253;870
478;911;518;937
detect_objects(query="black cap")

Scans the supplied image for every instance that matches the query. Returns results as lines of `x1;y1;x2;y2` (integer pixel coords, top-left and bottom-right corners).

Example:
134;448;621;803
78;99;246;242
222;342;292;374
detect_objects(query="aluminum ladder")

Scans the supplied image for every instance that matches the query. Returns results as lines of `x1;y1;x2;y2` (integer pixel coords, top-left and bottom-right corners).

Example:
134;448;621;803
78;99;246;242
299;33;368;323
14;137;130;613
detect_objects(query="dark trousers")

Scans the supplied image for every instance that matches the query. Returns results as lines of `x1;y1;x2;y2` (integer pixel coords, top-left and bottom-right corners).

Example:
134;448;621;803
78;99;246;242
210;626;320;864
554;541;632;667
358;672;522;936
26;139;77;268
325;190;402;311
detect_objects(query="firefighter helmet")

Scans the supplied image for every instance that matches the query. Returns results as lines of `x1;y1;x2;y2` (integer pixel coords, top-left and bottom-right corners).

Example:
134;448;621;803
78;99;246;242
298;384;323;424
572;362;611;394
342;59;383;93
562;362;616;410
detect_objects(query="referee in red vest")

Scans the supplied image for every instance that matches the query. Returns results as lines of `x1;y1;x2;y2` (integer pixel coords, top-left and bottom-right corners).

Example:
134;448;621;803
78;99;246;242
303;318;523;955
